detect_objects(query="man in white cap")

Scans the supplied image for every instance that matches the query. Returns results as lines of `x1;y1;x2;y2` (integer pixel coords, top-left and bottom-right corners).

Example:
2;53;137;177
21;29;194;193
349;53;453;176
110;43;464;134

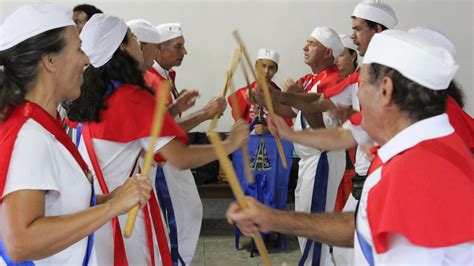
408;26;473;152
128;19;199;121
228;48;292;134
142;23;226;265
254;26;346;266
144;22;226;130
227;29;474;265
72;3;102;33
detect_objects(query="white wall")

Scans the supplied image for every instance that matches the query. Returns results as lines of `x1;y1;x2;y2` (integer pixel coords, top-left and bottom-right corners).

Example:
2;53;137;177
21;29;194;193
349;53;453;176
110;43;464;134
1;0;472;132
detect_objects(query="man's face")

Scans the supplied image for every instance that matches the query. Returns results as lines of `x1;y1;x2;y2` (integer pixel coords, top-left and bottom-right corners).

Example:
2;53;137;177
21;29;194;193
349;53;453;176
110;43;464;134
358;64;383;138
303;37;328;68
351;17;377;56
141;42;159;71
157;36;187;69
255;59;278;83
73;11;88;33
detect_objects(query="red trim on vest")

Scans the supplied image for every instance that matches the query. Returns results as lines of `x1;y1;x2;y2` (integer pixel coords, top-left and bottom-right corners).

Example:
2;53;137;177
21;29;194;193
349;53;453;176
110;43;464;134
367;134;474;254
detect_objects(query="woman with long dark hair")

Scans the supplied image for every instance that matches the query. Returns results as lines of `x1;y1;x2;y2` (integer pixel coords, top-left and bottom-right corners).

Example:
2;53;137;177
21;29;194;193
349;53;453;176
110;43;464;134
67;14;248;265
0;3;152;265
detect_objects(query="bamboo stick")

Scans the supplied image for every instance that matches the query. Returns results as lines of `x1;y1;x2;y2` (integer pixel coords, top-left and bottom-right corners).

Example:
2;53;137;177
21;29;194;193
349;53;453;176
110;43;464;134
124;82;171;238
208;49;242;130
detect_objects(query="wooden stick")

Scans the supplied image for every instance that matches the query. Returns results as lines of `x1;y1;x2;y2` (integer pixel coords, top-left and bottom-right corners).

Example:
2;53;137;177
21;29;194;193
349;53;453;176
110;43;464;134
228;81;254;184
207;131;272;266
233;30;287;169
208;49;242;130
124;82;171;238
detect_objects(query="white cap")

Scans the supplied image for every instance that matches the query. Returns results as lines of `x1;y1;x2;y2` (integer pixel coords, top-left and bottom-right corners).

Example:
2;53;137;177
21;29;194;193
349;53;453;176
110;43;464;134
256;48;280;64
352;0;398;29
0;3;74;51
310;26;344;58
155;23;183;43
408;26;456;58
127;19;161;44
339;33;358;51
363;30;458;90
80;14;127;68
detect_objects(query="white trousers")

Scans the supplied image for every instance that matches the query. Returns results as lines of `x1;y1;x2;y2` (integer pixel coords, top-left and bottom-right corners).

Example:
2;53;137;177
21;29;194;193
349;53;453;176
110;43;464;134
162;163;203;265
295;150;345;266
332;194;358;266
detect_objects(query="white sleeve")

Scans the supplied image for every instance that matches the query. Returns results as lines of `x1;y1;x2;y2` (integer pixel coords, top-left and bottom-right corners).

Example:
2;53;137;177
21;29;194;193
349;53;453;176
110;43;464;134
342;120;372;146
329;83;354;108
376;233;474;265
139;136;175;153
3;124;60;198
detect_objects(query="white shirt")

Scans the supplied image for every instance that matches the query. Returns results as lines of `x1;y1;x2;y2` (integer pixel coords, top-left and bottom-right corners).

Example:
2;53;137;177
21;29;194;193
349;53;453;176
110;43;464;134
354;114;474;265
330;82;360;111
2;119;97;265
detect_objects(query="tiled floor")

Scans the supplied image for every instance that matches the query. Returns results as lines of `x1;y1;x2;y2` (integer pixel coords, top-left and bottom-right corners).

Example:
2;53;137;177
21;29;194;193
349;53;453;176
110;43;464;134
191;220;302;266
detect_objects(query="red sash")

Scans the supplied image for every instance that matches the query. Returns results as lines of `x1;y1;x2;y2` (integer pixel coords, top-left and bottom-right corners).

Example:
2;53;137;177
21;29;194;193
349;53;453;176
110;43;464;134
0;102;91;202
83;125;173;266
323;70;360;99
82;125;130;266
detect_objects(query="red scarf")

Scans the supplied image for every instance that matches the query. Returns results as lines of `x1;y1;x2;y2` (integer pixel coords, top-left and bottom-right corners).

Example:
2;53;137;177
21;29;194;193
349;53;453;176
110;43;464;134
298;65;344;94
323;69;360;99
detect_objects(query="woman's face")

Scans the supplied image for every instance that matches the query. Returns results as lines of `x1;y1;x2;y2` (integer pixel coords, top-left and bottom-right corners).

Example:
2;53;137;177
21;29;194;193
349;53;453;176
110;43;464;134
335;48;357;77
122;28;145;71
53;26;90;101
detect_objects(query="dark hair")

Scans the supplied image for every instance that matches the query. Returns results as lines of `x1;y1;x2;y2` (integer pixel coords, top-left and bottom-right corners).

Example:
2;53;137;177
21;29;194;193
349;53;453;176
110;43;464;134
446;80;465;108
351;16;388;31
347;48;358;69
73;4;103;20
0;28;67;121
67;33;153;122
367;63;447;122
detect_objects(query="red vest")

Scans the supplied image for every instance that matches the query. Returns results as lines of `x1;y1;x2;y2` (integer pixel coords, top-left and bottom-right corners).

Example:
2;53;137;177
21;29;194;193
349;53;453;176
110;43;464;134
367;133;474;254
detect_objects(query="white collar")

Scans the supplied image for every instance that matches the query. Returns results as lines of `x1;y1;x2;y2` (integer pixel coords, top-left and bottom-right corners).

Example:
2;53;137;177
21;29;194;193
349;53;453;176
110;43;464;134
152;60;170;80
378;114;454;163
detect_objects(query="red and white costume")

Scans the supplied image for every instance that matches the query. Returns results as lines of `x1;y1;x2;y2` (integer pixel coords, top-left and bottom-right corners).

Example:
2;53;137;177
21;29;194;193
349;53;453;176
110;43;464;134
145;61;203;265
228;81;293;127
0;102;97;265
77;84;187;266
293;65;346;266
355;114;474;265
